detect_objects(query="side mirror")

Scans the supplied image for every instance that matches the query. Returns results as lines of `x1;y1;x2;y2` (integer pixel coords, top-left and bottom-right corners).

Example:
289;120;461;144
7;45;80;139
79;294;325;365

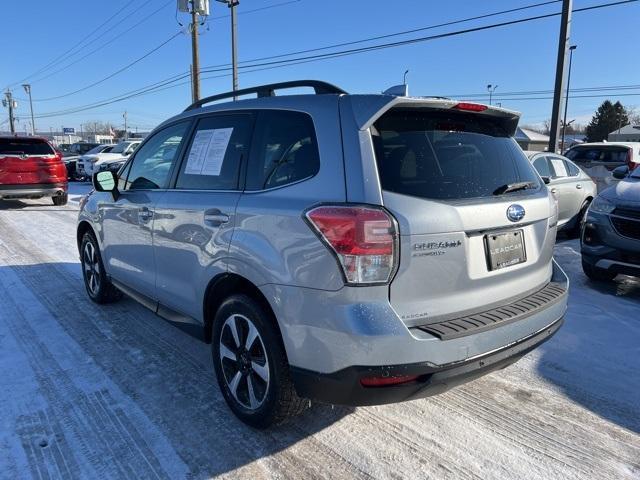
612;165;629;180
93;170;118;195
541;176;551;185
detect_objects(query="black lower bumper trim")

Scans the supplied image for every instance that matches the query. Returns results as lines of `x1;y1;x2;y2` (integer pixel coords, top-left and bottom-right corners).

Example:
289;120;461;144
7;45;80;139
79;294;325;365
291;316;564;406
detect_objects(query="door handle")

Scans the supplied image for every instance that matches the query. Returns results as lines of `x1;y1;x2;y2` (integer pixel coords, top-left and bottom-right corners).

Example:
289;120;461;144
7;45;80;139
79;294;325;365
576;184;582;189
550;188;557;194
138;207;154;222
204;209;230;226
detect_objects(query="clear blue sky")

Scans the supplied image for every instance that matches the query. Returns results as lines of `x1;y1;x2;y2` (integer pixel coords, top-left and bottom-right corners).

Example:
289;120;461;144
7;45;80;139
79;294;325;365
2;0;638;133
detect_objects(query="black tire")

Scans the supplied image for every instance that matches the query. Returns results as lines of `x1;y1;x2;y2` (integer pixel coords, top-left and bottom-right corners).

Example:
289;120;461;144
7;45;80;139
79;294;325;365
80;232;122;303
211;294;307;428
52;193;68;206
569;200;591;238
582;259;616;282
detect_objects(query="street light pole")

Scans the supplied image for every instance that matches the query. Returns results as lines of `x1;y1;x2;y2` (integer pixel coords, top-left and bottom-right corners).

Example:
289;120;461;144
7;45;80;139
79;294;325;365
561;45;577;153
21;84;36;135
487;84;498;105
218;0;239;99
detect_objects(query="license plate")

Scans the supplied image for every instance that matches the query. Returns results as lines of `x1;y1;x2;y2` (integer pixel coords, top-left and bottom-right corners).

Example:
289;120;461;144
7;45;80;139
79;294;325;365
485;230;526;271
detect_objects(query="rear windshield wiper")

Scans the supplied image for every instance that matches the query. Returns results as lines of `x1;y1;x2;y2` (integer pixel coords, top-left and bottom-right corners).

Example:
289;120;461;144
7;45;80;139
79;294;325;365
493;181;537;196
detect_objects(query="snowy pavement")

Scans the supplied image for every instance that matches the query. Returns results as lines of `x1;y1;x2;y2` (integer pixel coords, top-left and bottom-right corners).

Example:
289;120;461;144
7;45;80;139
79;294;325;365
0;184;639;479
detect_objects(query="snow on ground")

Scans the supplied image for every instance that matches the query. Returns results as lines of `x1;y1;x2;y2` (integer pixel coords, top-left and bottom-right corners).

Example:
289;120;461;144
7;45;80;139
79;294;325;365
0;184;638;479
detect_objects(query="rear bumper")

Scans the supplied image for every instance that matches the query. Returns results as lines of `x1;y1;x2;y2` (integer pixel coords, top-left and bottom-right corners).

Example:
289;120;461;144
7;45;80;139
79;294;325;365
292;316;563;406
0;182;67;198
261;260;568;403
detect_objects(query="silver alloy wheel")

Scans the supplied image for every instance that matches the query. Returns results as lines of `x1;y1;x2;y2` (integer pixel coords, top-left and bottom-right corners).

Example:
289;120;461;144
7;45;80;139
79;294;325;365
82;241;101;295
219;314;270;410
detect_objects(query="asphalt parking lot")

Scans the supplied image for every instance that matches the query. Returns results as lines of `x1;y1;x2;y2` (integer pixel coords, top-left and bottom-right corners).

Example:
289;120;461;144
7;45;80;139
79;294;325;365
0;184;639;480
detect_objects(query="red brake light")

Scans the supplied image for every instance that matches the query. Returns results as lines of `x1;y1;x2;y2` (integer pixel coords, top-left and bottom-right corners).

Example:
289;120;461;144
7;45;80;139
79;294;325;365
453;102;488;112
627;148;637;170
305;205;398;284
360;375;419;387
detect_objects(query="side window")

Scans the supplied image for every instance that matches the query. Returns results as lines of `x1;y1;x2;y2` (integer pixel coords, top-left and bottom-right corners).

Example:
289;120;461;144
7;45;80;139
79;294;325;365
246;110;320;190
176;114;253;190
549;156;568;178
565;160;579;176
533;156;551;177
125;122;189;190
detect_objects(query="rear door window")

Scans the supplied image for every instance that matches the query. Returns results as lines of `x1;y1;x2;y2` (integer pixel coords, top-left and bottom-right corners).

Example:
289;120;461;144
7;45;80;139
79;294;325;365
246;110;320;190
565;160;580;176
565;146;629;163
0;138;54;156
372;109;541;200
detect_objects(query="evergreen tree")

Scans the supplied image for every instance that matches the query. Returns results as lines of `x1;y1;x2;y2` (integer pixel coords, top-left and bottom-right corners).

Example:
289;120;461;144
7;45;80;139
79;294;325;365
585;101;629;142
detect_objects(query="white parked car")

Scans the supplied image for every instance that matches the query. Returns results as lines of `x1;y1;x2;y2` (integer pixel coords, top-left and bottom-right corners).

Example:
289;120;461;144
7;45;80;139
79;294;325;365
525;151;597;236
78;140;141;177
564;142;640;192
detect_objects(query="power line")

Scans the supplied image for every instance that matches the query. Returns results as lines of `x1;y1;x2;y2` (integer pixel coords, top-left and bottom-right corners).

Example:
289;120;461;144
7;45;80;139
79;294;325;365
29;0;174;89
199;0;638;75
6;0;142;88
34;31;184;102
211;0;302;19
203;0;562;70
31;0;639;119
443;84;640;98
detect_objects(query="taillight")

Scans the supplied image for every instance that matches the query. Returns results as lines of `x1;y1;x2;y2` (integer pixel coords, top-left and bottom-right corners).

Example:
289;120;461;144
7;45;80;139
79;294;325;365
305;205;398;285
627;149;637;170
453;102;488;112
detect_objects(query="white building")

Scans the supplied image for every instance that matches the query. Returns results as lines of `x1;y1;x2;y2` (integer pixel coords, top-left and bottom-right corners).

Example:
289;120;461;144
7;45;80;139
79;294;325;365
608;124;640;142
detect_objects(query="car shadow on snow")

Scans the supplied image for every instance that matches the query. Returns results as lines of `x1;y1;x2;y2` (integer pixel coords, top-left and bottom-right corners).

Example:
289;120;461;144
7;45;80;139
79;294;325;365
0;261;354;478
535;237;640;434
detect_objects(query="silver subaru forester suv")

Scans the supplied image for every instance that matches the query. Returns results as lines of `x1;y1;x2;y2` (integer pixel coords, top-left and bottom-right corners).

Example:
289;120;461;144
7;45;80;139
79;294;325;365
78;80;568;428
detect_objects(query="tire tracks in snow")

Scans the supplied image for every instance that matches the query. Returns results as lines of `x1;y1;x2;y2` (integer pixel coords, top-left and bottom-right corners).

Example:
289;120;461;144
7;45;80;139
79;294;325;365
0;214;367;479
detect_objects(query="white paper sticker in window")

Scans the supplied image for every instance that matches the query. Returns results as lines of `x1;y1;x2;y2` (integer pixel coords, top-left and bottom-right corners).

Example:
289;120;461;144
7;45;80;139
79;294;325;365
184;127;234;176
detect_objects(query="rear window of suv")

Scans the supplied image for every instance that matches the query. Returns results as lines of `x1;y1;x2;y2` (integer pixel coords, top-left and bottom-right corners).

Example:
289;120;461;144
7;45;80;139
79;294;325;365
372;109;541;200
565;145;629;163
0;138;55;156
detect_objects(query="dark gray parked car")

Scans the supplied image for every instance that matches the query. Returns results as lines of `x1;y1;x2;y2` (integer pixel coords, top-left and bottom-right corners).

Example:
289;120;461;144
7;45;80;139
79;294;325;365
581;165;640;280
77;80;568;427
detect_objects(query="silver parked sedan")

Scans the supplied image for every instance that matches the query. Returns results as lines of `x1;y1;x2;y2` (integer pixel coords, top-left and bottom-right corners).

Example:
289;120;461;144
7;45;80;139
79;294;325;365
526;151;597;236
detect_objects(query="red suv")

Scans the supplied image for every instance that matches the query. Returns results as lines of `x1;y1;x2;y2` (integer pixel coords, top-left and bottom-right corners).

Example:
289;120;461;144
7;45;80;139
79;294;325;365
0;136;68;205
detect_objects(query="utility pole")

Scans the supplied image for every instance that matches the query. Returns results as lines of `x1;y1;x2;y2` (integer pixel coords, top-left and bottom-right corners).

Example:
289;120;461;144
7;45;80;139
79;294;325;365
21;84;36;135
123;111;128;140
191;4;201;102
487;84;498;106
548;0;573;153
217;0;239;99
3;90;17;134
561;45;577;153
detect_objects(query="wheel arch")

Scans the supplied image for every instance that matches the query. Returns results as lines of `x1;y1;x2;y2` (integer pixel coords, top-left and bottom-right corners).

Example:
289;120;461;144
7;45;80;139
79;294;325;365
77;220;96;251
203;273;285;348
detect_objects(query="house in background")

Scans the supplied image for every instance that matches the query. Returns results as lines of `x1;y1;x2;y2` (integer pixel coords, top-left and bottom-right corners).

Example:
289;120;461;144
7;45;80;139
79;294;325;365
608;124;640;142
514;127;549;151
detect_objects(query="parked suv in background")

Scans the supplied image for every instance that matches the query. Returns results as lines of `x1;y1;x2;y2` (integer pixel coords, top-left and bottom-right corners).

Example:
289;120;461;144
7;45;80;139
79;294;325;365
77;140;140;177
565;142;640;192
526;151;596;236
78;80;568;427
581;165;640;280
1;136;68;205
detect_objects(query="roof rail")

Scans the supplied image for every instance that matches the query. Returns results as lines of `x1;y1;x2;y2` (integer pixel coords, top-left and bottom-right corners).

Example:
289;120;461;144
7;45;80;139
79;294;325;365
184;80;347;111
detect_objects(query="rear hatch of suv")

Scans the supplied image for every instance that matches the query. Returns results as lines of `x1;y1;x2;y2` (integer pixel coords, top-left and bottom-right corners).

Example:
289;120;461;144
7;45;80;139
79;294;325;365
0;137;67;185
367;102;557;330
